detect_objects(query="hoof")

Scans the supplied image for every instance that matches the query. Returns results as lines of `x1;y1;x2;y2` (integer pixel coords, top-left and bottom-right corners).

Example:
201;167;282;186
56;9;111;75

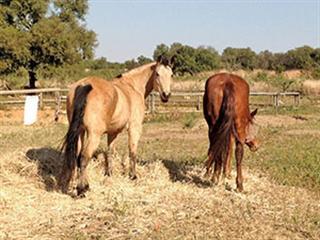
203;170;211;179
236;186;244;193
129;174;137;180
211;175;220;186
104;170;113;177
225;182;232;191
76;184;90;197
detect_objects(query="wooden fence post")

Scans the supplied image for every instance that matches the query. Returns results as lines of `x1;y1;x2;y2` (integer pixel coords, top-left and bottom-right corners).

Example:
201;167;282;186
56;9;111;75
39;93;43;110
294;94;300;106
54;91;61;121
197;95;201;110
151;93;155;113
275;93;279;113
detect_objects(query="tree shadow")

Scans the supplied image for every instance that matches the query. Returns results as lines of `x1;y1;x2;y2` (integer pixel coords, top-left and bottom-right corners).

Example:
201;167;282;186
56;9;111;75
26;147;63;192
162;159;212;188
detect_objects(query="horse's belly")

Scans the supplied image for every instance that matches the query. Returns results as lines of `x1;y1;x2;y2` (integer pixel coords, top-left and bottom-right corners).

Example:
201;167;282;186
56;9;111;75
107;102;130;134
107;117;128;134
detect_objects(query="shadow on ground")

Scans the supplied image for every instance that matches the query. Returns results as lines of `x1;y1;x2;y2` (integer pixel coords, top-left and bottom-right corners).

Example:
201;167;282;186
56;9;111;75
162;159;211;188
26;147;63;191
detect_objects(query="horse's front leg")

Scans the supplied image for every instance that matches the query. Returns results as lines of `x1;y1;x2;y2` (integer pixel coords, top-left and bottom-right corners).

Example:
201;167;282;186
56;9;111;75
105;133;118;176
235;140;244;192
128;124;142;180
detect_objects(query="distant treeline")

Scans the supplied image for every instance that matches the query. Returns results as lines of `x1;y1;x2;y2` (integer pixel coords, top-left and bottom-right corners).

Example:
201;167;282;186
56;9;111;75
150;43;320;77
112;43;320;79
2;44;320;89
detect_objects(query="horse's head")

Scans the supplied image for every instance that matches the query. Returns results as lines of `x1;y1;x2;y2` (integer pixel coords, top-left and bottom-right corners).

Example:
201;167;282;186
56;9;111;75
245;108;260;152
152;56;173;103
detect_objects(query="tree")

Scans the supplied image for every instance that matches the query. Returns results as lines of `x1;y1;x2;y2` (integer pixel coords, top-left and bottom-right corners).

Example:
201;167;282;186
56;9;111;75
152;43;221;75
170;44;199;75
153;43;170;60
137;55;152;65
222;47;257;70
195;46;221;71
90;57;108;70
0;0;97;88
123;59;138;70
310;48;320;66
286;46;315;70
256;50;274;70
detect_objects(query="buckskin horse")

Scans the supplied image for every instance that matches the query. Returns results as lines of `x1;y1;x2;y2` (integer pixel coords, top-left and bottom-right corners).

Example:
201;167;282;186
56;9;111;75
59;56;173;196
203;73;259;192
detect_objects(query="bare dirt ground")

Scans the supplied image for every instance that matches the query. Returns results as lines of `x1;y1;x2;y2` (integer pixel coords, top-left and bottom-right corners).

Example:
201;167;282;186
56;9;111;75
0;114;320;239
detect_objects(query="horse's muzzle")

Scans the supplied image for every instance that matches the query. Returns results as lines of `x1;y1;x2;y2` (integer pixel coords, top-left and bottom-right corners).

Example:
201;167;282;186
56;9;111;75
245;139;260;152
160;92;171;103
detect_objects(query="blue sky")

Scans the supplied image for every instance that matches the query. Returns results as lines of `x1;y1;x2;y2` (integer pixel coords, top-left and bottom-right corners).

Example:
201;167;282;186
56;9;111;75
87;0;320;62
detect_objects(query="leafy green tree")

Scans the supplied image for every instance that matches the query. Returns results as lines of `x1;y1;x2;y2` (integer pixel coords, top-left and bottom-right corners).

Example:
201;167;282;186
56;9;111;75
153;43;170;60
271;53;287;72
286;46;314;70
137;55;152;65
124;59;138;70
153;43;220;76
170;44;199;75
222;47;257;70
0;0;96;88
89;57;108;70
195;46;221;71
311;48;320;66
256;50;274;70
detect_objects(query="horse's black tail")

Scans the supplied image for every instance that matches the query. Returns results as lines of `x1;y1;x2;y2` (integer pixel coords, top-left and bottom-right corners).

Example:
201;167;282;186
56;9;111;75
206;82;236;172
59;84;92;191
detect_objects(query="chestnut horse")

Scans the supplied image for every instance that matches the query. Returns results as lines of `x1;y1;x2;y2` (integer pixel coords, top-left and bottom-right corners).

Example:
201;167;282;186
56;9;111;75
203;73;259;192
60;57;173;196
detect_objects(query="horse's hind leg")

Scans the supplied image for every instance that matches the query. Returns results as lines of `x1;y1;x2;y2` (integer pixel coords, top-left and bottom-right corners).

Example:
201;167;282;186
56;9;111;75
235;140;244;192
212;157;222;185
105;133;118;176
223;136;234;179
59;131;84;194
204;150;214;178
77;131;101;196
128;125;142;180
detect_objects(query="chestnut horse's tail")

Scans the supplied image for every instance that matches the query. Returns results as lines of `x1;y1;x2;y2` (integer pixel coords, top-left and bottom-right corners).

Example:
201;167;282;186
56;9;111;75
60;84;92;191
206;82;237;171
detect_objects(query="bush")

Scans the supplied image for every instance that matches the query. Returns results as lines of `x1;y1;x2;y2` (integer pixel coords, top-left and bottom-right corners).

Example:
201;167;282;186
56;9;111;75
311;67;320;79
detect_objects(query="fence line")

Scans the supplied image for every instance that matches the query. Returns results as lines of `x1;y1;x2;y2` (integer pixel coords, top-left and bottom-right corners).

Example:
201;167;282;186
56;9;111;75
0;88;300;120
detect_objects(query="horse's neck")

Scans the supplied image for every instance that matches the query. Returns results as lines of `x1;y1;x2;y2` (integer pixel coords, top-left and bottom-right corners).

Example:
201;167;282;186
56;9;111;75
120;65;155;99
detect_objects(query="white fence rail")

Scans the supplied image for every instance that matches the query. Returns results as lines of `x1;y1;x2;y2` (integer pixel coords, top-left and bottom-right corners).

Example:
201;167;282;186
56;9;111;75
0;88;300;120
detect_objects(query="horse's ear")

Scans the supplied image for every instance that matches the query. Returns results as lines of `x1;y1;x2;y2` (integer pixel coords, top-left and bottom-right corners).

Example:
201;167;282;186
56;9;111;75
251;108;258;118
157;55;169;66
157;55;163;63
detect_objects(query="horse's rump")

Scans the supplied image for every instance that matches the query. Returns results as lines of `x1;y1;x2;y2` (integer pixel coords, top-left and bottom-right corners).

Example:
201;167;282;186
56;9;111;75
63;84;92;170
205;81;237;171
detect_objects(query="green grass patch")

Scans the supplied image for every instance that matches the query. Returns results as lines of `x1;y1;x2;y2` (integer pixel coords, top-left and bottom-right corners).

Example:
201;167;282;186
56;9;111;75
246;123;320;193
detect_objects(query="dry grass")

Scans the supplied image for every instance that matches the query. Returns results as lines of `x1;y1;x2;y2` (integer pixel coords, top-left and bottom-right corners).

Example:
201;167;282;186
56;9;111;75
303;80;320;95
0;115;320;240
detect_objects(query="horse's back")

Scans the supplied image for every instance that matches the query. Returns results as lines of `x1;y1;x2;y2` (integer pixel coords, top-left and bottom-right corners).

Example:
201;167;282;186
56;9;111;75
205;73;249;93
67;77;119;133
67;77;135;134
